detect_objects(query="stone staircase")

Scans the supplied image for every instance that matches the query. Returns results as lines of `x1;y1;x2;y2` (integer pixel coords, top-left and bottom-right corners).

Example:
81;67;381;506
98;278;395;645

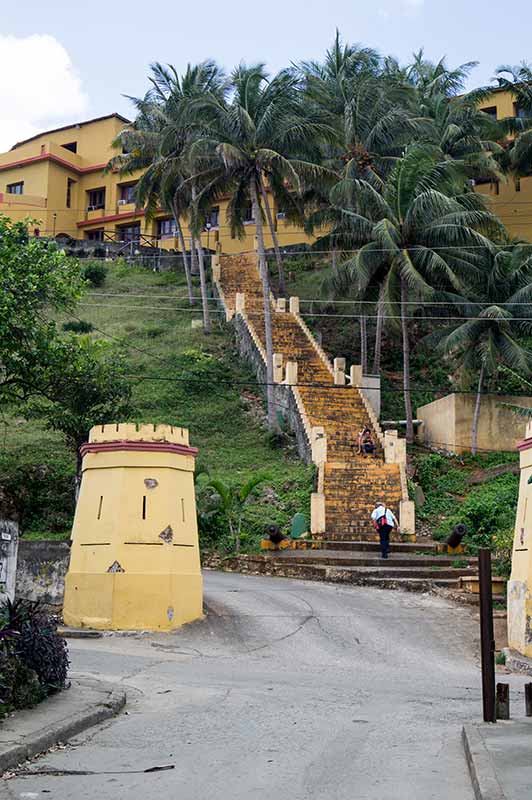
213;251;477;590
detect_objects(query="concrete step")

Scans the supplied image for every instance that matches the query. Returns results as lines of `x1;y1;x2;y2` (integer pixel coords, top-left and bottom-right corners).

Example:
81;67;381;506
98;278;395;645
275;550;477;569
314;540;439;553
227;555;466;591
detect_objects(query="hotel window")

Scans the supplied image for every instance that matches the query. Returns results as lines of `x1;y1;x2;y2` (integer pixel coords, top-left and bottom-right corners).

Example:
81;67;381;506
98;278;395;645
514;103;529;120
117;222;141;244
86;228;104;242
480;106;497;120
62;141;77;154
157;218;176;238
6;182;24;195
119;183;137;204
243;202;254;223
66;178;76;209
205;206;220;228
87;188;105;211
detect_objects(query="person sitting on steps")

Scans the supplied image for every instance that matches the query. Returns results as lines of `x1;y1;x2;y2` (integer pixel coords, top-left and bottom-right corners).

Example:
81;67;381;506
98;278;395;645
357;426;376;456
371;502;399;559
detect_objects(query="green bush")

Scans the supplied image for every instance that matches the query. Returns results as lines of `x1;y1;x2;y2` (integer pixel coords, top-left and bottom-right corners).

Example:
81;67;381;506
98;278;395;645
0;449;75;536
82;261;108;287
434;474;519;552
62;319;94;334
493;527;515;579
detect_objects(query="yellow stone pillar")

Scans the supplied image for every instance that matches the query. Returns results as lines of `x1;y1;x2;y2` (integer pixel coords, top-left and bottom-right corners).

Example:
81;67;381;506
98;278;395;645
63;423;203;631
508;421;532;656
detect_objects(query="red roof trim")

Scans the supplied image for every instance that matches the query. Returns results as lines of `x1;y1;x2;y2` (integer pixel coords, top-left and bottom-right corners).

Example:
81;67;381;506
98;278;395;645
80;440;198;458
517;438;532;451
77;209;145;227
0;152;107;175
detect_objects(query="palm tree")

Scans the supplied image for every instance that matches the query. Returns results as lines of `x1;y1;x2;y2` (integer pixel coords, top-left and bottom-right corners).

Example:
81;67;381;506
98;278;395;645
491;63;532;182
435;245;532;454
109;61;227;330
327;144;504;442
188;64;331;428
207;474;266;553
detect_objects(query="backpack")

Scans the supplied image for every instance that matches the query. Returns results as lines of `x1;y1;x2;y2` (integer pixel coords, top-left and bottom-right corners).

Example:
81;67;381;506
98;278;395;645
376;510;389;529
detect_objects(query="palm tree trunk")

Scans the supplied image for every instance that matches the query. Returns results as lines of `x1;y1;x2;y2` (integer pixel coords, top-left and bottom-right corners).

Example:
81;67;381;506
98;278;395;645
259;177;286;294
190;237;199;275
471;363;485;456
401;279;414;443
373;291;385;374
195;236;211;334
173;212;195;306
250;176;278;431
360;316;367;374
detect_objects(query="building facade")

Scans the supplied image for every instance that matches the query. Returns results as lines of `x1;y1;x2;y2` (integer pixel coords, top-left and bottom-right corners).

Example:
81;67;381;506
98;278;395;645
0;114;314;254
475;87;532;240
1;91;531;250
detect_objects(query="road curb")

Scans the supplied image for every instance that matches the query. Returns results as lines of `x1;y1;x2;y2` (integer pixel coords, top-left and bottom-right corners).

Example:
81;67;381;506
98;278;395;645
0;679;126;774
462;724;507;800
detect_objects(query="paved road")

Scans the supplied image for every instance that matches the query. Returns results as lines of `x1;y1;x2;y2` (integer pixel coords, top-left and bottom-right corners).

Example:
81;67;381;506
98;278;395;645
3;571;511;799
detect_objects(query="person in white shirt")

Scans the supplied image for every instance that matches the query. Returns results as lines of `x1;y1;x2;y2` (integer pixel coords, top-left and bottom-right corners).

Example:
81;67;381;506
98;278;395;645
370;502;399;559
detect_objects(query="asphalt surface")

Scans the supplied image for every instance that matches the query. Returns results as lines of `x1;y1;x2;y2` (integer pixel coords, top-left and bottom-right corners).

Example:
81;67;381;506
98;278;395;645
3;570;521;799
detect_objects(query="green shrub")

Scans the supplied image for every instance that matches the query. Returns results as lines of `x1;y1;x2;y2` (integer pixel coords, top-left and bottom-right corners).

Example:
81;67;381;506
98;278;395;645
62;319;94;334
0;450;75;536
82;261;108;287
493;527;515;579
435;474;519;552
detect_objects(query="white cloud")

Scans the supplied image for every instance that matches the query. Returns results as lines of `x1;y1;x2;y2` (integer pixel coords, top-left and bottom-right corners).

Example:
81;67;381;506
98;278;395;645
0;34;88;151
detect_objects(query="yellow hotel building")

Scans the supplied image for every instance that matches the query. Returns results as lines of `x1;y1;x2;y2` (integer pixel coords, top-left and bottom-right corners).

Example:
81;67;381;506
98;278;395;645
0;88;531;248
0;113;313;253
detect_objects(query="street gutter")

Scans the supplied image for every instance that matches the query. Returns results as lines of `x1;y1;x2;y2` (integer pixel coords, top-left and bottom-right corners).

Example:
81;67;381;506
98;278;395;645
0;677;126;774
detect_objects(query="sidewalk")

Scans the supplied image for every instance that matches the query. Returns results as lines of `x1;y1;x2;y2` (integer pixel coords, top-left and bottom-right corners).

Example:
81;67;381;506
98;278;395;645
463;719;532;799
0;676;126;774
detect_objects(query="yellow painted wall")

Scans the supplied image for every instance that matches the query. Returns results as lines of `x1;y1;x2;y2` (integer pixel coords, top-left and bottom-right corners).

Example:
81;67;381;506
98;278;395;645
417;393;532;453
508;421;532;657
63;423;203;631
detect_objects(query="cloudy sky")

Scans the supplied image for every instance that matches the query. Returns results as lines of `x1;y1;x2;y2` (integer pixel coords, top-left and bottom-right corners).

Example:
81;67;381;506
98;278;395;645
0;0;530;151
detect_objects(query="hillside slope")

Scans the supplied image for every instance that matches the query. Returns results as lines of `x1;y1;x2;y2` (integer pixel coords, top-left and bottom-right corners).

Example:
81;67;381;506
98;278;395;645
0;261;312;544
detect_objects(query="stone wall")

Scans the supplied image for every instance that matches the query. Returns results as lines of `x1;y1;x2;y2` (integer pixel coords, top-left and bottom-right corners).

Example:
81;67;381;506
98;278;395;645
16;540;70;606
232;315;311;463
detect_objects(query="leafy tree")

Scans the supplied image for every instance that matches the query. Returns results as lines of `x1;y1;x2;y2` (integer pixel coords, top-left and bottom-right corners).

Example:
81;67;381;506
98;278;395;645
0;216;83;406
24;336;133;491
109;61;228;323
435;246;532;453
207;474;267;553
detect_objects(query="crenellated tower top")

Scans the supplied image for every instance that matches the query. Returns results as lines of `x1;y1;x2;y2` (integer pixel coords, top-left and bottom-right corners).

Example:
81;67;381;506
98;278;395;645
88;423;190;446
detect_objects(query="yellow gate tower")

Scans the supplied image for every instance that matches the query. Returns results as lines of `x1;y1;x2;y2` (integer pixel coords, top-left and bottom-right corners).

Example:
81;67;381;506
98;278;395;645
63;423;203;631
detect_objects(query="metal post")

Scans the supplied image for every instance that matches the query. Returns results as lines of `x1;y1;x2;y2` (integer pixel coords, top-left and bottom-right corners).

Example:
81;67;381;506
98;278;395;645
525;684;532;717
479;548;496;723
496;683;510;720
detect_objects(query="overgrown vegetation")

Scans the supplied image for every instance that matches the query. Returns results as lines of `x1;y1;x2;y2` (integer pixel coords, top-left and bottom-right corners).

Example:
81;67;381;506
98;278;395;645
0;262;313;547
0;599;69;718
412;450;518;575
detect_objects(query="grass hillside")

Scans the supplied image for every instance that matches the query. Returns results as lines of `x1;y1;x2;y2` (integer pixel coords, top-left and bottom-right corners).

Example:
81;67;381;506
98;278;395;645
0;260;313;546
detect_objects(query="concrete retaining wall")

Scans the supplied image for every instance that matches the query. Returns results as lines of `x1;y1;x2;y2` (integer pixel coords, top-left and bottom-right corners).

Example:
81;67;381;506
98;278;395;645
16;540;70;606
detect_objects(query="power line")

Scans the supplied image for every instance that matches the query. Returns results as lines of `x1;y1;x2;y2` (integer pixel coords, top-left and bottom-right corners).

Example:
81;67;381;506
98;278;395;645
76;302;532;322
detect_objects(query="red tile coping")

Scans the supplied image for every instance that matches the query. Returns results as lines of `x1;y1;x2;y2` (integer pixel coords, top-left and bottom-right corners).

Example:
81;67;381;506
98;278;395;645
80;440;198;457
